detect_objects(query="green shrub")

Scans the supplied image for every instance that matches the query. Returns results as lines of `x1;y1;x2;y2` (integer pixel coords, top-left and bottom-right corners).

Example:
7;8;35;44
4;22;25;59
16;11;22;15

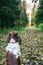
39;23;43;30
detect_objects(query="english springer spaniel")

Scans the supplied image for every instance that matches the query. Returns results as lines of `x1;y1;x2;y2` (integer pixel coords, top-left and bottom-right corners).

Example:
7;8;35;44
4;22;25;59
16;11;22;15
6;31;21;65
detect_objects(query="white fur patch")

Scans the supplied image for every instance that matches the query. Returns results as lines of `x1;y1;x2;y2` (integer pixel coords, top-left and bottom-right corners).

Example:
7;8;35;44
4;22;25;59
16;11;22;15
6;38;21;58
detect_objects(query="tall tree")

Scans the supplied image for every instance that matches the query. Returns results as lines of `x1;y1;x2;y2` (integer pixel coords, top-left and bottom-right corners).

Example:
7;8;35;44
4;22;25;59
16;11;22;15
35;0;43;25
20;0;28;25
0;0;20;29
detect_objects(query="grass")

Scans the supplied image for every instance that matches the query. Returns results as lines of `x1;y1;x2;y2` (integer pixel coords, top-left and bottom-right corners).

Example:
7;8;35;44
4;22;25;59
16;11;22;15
0;25;43;65
0;25;43;35
33;27;43;32
0;25;28;35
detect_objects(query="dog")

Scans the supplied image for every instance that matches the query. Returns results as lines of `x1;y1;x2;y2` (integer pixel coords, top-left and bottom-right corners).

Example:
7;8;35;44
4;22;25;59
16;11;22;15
6;31;21;65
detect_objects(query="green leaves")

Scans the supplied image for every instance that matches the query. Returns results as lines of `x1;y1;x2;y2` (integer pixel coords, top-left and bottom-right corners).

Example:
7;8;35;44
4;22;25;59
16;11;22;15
35;0;43;24
0;0;20;28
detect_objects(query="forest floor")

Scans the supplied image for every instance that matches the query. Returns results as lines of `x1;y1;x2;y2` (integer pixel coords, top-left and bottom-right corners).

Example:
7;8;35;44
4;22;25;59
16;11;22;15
0;27;43;65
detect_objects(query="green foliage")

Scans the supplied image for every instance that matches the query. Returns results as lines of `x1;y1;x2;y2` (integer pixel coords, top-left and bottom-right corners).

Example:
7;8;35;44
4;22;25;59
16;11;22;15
20;7;28;25
39;23;43;30
0;0;20;29
20;0;28;25
0;0;28;29
35;0;43;24
0;25;27;34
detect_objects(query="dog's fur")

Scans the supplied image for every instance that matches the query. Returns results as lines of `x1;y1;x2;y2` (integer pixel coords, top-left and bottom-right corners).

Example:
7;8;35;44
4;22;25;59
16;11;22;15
6;31;21;65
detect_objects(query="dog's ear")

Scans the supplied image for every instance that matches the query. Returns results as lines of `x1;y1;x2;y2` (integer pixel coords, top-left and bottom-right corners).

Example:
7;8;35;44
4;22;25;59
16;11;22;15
13;32;21;45
18;35;21;45
15;34;21;45
6;33;11;43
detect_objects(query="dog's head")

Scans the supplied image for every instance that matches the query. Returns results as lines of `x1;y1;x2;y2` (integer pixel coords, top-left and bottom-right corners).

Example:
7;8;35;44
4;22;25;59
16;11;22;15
6;31;21;45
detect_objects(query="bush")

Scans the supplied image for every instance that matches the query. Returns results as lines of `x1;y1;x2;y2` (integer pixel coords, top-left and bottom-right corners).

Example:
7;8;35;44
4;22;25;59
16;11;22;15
39;23;43;30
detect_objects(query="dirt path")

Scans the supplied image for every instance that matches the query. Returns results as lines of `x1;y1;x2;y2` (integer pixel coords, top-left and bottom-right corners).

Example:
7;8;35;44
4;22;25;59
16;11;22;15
21;29;43;62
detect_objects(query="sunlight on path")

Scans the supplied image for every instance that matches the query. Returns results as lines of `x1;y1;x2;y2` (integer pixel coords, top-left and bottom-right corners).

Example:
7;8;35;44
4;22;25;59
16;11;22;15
21;0;39;26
